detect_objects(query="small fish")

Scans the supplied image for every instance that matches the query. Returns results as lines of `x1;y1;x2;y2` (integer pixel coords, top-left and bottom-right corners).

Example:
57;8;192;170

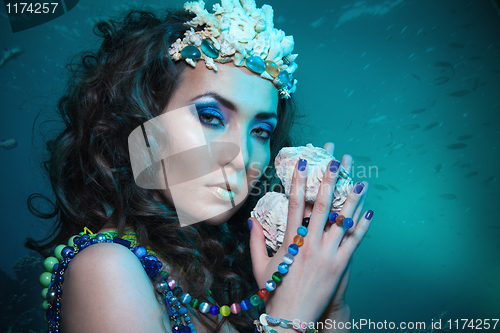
440;193;457;200
411;108;426;114
464;172;478;178
401;26;408;34
387;184;400;193
354;156;371;163
483;176;496;184
410;73;421;81
390;143;405;152
374;184;389;191
402;124;420;130
448;42;465;49
345;119;352;130
430;77;450;85
467;55;483;61
309;17;325;28
446;143;467;150
448;90;470;97
435;163;442;174
457;135;473;141
0;139;17;150
0;47;24;69
424;122;440;131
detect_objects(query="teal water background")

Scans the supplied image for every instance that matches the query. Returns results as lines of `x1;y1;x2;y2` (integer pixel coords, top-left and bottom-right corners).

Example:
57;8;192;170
0;0;499;332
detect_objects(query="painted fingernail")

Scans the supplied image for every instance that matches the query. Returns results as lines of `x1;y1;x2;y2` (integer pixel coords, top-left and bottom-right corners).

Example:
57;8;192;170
298;159;307;171
329;160;340;173
247;219;253;231
353;182;364;194
365;210;374;220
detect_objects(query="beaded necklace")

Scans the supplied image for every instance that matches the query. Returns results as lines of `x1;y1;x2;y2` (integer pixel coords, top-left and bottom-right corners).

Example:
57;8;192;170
39;221;311;333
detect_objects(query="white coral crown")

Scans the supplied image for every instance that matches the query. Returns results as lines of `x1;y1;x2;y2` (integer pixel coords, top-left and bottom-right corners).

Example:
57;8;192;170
168;0;298;99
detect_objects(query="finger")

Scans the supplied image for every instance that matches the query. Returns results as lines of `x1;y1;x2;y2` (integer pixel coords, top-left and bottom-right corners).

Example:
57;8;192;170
323;142;335;156
338;210;374;260
248;217;270;284
284;159;307;247
307;159;341;241
341;154;353;175
343;186;368;239
326;181;369;246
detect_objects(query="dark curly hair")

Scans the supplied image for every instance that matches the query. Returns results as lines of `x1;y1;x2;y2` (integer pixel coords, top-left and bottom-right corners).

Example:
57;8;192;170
26;5;299;333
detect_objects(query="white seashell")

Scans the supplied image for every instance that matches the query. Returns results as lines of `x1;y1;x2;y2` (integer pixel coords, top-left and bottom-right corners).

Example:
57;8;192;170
250;192;289;253
280;35;294;56
285;62;298;75
203;56;218;71
260;71;273;80
282;53;298;65
185;58;196;67
209;36;221;50
274;143;353;209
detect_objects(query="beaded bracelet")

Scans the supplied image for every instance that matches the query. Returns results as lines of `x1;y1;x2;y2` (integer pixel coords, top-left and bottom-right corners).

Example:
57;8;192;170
39;218;310;333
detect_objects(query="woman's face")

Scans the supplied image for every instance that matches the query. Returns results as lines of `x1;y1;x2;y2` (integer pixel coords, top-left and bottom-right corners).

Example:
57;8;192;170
159;61;279;226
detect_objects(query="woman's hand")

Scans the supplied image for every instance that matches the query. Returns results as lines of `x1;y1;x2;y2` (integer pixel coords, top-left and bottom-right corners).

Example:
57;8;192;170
248;142;373;325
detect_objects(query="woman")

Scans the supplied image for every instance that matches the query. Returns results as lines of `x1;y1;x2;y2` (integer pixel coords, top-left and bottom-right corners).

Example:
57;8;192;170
27;1;373;332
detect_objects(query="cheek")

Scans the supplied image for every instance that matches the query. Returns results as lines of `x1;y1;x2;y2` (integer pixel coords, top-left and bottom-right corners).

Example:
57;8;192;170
246;144;271;187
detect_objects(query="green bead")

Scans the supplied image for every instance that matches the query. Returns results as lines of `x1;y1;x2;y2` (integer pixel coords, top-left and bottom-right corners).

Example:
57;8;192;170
42;300;48;311
68;235;78;247
250;294;262;306
181;45;201;59
39;272;52;288
43;256;59;273
245;56;266;74
54;244;66;261
159;271;169;280
272;271;283;283
201;39;219;58
41;288;48;299
190;298;200;309
205;289;212;296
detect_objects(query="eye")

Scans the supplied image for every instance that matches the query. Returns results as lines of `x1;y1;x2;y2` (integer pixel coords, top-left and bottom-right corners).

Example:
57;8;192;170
196;105;225;128
252;124;274;141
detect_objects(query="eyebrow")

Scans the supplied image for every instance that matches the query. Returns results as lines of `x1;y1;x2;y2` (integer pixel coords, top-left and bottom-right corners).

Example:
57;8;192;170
189;91;278;121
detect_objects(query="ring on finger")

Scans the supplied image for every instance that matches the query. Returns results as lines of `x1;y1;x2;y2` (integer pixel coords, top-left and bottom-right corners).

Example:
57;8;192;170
328;212;354;228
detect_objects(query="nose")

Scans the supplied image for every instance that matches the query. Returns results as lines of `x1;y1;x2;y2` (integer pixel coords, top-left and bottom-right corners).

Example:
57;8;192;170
215;128;249;172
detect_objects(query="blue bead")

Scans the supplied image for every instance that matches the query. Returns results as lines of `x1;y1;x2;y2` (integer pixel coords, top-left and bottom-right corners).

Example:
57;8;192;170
145;254;158;261
245;56;266;73
283;253;294;265
113;237;131;248
297;226;308;237
172;286;182;295
133;246;148;260
91;238;98;244
54;301;61;308
210;305;220;315
73;236;81;245
343;217;354;228
61;246;74;259
278;262;289;274
106;239;112;243
240;299;251;310
95;233;107;242
277;70;289;85
173;324;182;332
184;316;191;321
200;39;219;58
53;263;59;272
265;280;276;291
180;293;192;304
329;212;338;221
178;307;187;315
181;45;201;59
81;234;90;241
56;288;62;295
61;262;68;268
54;275;64;283
288;244;299;255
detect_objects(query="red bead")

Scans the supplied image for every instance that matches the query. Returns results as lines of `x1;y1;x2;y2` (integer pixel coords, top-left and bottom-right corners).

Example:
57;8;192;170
258;288;269;299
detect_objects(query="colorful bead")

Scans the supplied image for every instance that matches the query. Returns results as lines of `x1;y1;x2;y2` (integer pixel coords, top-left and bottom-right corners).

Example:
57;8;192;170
95;233;107;242
301;217;310;228
336;215;345;226
288;244;299;255
67;235;78;247
329;212;338;222
210;305;220;316
293;235;304;246
258;288;269;299
155;280;169;293
41;287;48;299
230;303;241;314
283;253;294;265
43;257;59;272
180;293;192;304
220;305;231;316
42;300;48;311
264;60;280;77
250;294;262;306
245;56;266;73
190;298;200;309
277;70;290;85
181;45;201;59
201;39;219;58
178;307;188;315
278;262;289;274
343;217;354;228
265;280;276;291
39;272;52;288
297;226;308;236
133;245;148;260
54;244;66;261
167;278;176;289
272;271;283;283
199;302;210;313
241;299;251;310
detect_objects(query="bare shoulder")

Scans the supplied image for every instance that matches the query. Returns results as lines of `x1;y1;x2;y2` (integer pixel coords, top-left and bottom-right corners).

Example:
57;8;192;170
60;242;171;333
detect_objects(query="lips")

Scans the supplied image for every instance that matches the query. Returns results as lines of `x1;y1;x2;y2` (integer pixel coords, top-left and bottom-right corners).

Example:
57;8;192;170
208;181;240;194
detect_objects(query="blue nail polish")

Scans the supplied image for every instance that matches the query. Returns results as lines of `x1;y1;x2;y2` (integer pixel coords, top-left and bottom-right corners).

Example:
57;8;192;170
247;219;253;231
298;159;307;171
330;160;340;173
365;210;373;220
353;182;364;194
